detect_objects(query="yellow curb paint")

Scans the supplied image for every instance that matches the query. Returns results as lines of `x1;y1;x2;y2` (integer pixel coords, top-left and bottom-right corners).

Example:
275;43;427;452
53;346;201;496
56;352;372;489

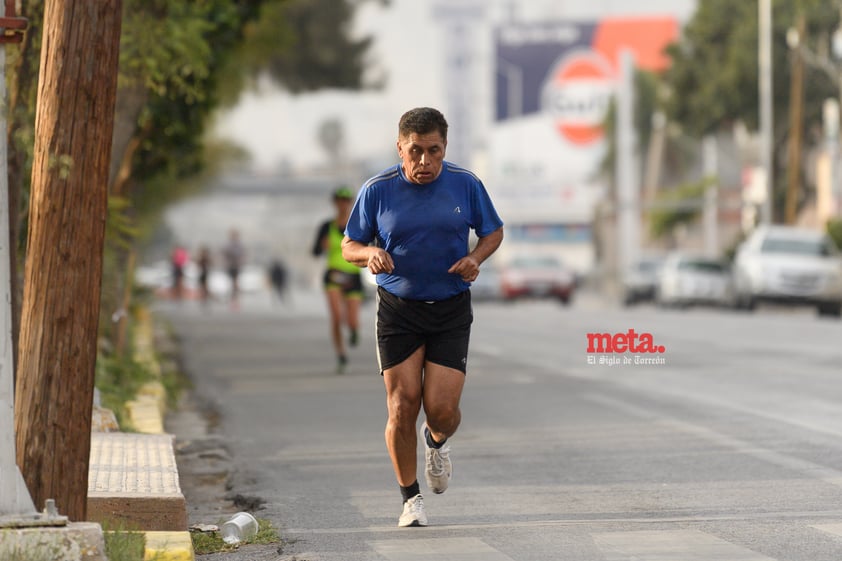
144;531;195;561
126;396;165;434
138;380;167;406
132;309;193;561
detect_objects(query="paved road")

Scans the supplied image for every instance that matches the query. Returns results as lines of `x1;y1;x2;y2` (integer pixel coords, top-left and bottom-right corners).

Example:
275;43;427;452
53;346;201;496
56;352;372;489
160;289;842;561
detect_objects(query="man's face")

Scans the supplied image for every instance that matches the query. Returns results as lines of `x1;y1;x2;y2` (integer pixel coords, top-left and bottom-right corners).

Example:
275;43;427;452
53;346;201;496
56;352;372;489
334;197;352;213
397;131;446;185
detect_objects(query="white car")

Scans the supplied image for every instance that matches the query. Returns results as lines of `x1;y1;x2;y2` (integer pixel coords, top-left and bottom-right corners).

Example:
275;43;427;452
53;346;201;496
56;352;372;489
656;253;733;308
622;255;665;306
732;225;842;317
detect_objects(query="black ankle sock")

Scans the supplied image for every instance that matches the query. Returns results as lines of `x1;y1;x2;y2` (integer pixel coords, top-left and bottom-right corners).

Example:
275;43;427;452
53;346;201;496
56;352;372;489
400;481;420;503
424;426;446;449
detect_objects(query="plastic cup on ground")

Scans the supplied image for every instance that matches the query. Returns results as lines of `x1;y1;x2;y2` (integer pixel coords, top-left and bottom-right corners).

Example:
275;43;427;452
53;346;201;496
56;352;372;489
221;511;259;545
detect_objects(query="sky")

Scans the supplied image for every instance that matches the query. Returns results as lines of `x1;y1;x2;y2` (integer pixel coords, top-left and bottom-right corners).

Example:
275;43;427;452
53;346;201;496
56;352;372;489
210;0;698;174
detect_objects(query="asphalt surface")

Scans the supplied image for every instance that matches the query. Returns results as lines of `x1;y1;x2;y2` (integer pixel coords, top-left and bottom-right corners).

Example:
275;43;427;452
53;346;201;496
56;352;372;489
160;287;842;561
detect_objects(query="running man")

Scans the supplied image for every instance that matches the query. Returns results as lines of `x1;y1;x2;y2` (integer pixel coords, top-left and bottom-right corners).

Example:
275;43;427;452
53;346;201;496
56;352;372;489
312;187;364;374
223;229;246;307
342;107;504;526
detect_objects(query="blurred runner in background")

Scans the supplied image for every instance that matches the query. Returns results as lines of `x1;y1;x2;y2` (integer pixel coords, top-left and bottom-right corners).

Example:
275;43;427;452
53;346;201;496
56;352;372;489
268;258;289;306
171;244;189;300
196;245;212;306
312;187;363;374
223;229;246;308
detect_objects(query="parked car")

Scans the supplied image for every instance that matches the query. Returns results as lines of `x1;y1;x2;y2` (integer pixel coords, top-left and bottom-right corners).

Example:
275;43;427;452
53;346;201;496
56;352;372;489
470;261;503;301
500;255;576;304
732;225;842;317
621;255;665;306
655;253;733;308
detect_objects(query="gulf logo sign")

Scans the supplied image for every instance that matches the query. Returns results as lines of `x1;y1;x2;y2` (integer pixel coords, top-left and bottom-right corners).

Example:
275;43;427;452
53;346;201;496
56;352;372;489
541;50;615;145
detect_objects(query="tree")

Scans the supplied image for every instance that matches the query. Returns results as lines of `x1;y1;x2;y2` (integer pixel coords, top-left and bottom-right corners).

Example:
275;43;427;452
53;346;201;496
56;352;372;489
661;0;839;221
107;0;385;351
122;0;385;216
104;0;269;354
235;0;387;96
14;0;122;520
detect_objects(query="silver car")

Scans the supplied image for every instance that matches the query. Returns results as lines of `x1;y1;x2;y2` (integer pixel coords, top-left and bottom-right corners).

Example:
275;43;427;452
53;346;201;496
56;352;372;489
656;253;734;308
622;255;665;306
732;225;842;317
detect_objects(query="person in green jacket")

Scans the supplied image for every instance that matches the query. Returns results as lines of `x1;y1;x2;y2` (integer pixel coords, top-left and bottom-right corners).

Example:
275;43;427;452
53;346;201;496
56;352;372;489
312;187;363;373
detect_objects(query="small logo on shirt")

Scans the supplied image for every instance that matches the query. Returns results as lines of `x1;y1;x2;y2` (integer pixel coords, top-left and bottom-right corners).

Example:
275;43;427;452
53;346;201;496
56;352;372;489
454;207;461;213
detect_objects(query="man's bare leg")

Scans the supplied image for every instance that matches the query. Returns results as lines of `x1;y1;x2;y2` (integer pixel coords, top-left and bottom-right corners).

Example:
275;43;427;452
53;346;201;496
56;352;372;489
419;361;464;494
422;361;465;442
383;346;426;486
383;346;428;526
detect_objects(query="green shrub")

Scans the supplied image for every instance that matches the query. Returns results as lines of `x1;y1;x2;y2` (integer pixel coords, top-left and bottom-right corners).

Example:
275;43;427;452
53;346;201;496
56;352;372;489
827;218;842;250
95;352;157;430
102;521;146;561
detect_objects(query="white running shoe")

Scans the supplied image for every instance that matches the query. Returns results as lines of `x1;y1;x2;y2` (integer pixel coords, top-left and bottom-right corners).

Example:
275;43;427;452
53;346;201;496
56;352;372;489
421;424;452;494
398;494;427;527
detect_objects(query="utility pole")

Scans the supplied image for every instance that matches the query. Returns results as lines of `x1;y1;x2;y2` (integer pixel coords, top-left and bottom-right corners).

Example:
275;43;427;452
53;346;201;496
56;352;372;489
703;136;719;257
785;14;806;225
14;0;122;521
616;50;640;277
785;6;842;220
759;0;774;224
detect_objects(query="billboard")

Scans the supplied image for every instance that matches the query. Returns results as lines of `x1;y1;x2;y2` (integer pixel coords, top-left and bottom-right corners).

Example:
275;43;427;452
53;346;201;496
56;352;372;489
490;17;679;227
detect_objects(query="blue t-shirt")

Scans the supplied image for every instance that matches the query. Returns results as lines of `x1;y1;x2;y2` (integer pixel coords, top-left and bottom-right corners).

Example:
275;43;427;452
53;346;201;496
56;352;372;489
345;162;504;301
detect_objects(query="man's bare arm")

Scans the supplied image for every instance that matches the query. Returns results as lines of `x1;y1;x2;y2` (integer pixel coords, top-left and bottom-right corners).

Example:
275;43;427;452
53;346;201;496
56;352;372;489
342;236;395;274
448;227;504;282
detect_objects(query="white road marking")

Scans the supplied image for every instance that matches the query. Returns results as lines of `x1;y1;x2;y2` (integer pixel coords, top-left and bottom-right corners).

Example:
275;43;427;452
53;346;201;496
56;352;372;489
812;522;842;538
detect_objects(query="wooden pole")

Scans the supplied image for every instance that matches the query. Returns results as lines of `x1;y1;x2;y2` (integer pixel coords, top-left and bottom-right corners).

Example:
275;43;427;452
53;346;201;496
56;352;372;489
14;0;122;521
786;15;806;225
759;0;774;224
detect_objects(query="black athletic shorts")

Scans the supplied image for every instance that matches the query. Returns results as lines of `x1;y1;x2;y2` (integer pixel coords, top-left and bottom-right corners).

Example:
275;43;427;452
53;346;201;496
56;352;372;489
323;269;363;296
375;286;473;374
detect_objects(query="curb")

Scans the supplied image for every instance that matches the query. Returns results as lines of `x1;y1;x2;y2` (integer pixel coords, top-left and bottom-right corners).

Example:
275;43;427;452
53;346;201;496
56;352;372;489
116;307;195;561
134;309;195;561
126;381;167;434
143;531;194;561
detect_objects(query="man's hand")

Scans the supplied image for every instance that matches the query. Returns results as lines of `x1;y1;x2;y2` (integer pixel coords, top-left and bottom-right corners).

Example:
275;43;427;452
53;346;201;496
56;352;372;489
367;248;395;274
448;255;480;282
342;236;394;273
